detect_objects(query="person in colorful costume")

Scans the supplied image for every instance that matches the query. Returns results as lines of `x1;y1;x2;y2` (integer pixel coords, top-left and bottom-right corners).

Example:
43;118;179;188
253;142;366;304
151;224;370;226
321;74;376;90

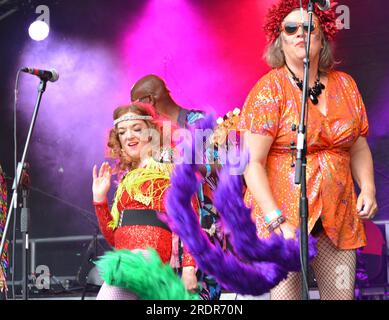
92;102;198;299
0;165;8;297
131;75;223;300
165;115;318;297
239;0;378;299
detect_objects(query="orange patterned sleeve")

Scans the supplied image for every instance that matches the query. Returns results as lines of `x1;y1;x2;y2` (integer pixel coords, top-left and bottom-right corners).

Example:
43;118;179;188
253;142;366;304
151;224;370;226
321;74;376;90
360;105;369;137
355;84;369;137
239;71;281;138
344;73;369;137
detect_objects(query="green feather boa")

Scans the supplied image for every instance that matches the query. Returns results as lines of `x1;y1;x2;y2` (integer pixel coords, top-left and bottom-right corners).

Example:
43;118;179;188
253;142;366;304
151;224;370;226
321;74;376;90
95;249;199;300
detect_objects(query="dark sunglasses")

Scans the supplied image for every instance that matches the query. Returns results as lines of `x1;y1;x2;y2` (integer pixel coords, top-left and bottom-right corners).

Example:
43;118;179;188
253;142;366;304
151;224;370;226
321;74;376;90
280;21;318;35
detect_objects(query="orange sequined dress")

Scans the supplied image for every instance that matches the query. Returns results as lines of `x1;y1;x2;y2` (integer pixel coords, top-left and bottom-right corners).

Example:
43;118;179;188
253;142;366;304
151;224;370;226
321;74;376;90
94;160;195;266
239;67;369;249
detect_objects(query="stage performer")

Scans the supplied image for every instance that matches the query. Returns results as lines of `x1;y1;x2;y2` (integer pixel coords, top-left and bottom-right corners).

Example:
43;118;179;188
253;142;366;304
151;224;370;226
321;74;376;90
239;0;377;300
131;75;223;300
92;102;198;300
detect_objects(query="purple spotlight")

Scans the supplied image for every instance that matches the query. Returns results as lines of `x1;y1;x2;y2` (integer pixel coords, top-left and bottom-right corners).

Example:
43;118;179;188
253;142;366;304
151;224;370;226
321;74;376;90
28;20;49;41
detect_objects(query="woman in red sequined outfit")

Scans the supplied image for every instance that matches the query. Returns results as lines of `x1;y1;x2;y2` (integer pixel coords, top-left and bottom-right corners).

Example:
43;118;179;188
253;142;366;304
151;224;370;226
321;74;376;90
92;102;197;299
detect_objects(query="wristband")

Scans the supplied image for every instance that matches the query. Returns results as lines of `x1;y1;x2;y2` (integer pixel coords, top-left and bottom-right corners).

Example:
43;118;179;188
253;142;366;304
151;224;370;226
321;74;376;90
267;216;286;232
264;209;282;224
205;163;212;178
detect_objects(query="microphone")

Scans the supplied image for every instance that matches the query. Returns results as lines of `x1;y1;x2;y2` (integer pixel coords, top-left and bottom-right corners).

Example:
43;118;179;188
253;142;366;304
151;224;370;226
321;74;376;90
313;0;331;11
21;67;59;82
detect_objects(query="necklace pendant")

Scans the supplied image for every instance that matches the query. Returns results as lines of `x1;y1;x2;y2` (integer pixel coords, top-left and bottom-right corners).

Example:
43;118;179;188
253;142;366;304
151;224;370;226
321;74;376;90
286;64;324;106
310;94;319;105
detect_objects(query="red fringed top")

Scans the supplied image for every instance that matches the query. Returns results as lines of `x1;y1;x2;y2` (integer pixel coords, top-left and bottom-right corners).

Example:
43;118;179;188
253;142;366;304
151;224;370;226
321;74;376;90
94;178;196;267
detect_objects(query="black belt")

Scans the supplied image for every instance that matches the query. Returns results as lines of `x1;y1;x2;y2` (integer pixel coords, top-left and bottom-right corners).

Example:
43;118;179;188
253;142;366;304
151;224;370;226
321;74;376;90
120;209;171;232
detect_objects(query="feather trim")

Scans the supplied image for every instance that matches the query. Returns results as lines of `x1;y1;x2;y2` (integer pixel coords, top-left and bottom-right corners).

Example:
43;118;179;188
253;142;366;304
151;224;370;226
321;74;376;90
96;248;199;300
165;163;290;295
214;156;317;272
109;158;173;229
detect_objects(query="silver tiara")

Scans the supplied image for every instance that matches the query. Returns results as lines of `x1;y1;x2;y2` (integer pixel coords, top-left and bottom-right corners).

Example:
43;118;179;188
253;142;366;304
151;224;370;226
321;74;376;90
114;114;153;126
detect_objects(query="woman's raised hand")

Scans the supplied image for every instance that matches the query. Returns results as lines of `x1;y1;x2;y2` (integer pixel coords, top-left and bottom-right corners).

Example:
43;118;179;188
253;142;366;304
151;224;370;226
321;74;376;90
92;162;112;203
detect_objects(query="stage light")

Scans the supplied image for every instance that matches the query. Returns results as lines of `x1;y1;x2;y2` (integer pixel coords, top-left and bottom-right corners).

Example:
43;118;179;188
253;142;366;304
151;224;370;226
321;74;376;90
28;20;49;41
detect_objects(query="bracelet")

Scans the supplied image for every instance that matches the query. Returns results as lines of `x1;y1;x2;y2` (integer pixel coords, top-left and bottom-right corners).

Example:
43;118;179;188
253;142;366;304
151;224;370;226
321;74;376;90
205;163;212;178
267;216;286;232
264;209;282;224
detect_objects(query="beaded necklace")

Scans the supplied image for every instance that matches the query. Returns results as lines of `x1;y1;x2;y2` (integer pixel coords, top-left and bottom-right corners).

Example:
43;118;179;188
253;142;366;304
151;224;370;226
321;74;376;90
285;64;325;105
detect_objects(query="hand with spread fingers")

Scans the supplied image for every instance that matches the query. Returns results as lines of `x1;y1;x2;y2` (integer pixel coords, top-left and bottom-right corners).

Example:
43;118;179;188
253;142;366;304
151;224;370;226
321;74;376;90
92;162;112;203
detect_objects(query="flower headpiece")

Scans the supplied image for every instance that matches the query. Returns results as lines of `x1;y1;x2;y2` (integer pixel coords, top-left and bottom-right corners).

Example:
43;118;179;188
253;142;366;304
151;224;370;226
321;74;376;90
264;0;339;44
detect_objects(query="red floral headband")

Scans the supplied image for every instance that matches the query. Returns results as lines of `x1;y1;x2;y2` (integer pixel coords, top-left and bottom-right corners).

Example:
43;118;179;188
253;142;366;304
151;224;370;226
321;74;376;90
264;0;339;44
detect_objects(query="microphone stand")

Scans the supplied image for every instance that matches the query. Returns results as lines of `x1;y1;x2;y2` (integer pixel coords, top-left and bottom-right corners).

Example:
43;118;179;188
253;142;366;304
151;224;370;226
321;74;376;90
0;78;48;300
77;229;99;300
294;1;315;300
20;165;31;300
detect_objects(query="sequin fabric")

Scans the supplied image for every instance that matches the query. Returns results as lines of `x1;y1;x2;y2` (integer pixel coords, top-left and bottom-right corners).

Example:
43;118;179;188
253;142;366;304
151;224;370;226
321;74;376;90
94;177;195;266
0;168;8;276
239;67;369;249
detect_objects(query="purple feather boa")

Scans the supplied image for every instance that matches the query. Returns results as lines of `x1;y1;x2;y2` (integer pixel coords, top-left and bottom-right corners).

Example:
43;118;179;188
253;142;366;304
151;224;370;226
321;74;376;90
164;114;317;295
214;159;317;272
165;163;290;295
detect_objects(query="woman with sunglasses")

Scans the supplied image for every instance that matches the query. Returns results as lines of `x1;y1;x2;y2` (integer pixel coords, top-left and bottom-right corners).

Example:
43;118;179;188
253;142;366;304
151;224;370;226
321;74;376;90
239;0;377;299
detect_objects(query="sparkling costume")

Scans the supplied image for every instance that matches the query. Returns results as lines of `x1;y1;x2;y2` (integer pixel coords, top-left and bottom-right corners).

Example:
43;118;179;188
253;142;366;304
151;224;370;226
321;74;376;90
239;67;369;249
94;159;195;267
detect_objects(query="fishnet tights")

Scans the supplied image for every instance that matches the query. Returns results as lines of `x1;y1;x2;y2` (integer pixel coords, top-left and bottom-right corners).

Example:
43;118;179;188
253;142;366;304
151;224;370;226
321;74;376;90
270;232;356;300
96;282;138;300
